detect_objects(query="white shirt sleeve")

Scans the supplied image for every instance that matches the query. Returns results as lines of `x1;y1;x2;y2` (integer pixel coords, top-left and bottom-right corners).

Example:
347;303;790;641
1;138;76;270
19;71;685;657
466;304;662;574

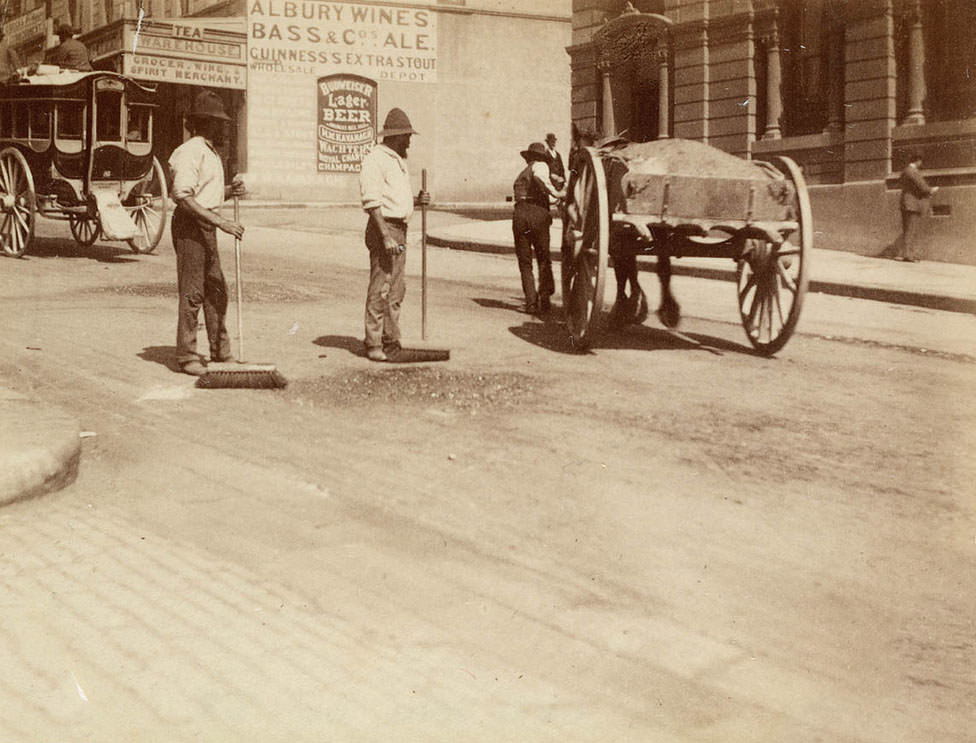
359;150;384;212
169;144;200;202
531;160;561;198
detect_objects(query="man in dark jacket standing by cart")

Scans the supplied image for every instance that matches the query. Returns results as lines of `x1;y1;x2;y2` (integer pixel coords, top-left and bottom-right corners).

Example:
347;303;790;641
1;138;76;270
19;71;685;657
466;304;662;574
513;141;565;315
168;90;245;376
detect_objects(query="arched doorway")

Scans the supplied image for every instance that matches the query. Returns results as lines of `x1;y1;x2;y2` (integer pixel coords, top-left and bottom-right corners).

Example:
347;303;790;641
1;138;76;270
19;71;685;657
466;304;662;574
594;4;672;141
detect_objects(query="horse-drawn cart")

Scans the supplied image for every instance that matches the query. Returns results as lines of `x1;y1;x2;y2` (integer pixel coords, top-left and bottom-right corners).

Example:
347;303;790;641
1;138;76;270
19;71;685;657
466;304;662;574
0;69;168;258
562;138;811;355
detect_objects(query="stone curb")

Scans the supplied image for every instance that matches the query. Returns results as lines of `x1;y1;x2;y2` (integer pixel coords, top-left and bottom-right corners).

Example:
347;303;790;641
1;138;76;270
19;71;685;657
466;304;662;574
427;232;976;316
0;392;82;507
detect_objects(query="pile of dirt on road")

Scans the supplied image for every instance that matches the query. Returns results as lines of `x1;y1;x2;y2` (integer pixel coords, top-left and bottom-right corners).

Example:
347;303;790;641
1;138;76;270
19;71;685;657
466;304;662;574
86;281;323;303
292;368;536;411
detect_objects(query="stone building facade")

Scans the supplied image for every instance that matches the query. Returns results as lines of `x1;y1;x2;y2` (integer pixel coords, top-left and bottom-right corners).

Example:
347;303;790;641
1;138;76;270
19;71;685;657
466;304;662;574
4;0;571;203
570;0;976;261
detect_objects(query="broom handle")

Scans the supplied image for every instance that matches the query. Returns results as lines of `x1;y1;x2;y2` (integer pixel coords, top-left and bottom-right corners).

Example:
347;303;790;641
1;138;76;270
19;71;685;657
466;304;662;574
234;194;245;361
421;168;427;341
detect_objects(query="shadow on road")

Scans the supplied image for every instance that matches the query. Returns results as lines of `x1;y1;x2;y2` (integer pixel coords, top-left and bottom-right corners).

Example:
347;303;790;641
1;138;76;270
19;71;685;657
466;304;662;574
472;296;526;313
138;346;181;372
510;317;749;357
312;335;365;359
22;237;140;264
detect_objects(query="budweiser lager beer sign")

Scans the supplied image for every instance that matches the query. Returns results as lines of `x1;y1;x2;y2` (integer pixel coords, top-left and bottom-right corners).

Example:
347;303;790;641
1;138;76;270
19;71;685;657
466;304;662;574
316;74;377;173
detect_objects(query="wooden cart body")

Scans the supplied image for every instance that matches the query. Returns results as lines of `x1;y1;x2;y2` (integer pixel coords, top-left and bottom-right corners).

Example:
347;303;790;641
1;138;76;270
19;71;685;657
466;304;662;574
0;68;169;257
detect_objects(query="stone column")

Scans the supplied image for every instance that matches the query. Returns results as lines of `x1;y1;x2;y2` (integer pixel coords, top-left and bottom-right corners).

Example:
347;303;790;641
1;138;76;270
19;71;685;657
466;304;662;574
903;0;926;125
656;46;670;139
599;58;616;137
762;29;782;139
824;22;845;133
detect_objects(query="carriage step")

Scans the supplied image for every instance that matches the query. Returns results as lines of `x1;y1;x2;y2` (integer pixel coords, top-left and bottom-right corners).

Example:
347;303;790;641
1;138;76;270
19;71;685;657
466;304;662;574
92;188;138;241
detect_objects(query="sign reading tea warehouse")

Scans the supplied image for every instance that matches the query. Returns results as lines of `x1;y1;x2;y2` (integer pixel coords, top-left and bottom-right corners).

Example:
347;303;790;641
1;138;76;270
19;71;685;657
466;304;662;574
246;0;437;199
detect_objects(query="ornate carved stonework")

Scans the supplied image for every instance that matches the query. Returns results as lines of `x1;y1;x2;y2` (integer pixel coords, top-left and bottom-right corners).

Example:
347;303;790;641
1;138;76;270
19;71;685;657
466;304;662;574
593;3;673;70
598;23;662;68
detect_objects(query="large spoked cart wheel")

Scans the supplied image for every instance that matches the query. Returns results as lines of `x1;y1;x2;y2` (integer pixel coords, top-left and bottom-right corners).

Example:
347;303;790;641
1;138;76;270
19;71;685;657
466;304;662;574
735;156;811;356
68;210;101;247
124;156;168;254
562;146;609;350
0;147;37;258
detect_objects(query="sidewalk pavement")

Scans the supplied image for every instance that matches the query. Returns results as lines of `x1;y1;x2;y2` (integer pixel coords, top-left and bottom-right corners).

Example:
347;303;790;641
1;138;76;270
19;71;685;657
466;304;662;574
3;205;974;507
426;216;976;315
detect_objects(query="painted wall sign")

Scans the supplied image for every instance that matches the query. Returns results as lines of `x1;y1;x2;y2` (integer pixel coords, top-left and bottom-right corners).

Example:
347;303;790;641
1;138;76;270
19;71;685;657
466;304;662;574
316;74;376;173
5;7;46;46
247;1;437;83
123;52;246;88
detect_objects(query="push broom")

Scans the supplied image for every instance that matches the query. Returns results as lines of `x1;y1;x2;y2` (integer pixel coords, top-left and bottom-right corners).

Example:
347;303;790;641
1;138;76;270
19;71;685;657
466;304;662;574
386;168;450;363
197;195;287;389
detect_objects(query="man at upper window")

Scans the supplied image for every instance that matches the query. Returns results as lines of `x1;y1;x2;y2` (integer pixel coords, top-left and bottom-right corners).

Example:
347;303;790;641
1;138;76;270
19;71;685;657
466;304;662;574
44;23;92;72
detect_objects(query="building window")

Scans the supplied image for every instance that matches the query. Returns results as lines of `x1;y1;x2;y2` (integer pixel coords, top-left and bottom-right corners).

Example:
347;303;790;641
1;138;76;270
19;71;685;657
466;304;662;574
778;0;833;136
922;0;976;121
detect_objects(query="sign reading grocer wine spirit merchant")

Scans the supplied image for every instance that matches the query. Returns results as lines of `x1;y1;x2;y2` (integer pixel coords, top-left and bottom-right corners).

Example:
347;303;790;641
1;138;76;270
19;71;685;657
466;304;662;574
317;74;377;173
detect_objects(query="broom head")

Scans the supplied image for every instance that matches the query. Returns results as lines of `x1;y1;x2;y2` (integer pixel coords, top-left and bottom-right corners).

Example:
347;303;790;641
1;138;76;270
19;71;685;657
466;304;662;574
196;362;288;389
386;347;450;363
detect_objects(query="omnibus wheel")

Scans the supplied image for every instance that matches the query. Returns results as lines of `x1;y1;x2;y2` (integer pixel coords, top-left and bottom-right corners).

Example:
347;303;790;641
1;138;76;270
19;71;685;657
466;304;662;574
125;156;168;254
69;214;101;246
0;147;37;258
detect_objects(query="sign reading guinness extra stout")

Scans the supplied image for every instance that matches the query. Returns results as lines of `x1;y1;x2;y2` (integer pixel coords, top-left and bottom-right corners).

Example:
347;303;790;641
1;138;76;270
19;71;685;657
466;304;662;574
316;74;377;173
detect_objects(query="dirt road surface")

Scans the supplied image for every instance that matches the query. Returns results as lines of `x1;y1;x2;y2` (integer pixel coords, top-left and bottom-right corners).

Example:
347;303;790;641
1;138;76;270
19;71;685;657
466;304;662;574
1;212;973;742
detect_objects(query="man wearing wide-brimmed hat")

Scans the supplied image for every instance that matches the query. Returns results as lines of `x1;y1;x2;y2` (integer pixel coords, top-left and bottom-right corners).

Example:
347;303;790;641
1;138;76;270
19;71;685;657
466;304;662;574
44;22;92;71
167;90;246;376
358;107;429;362
512;141;565;315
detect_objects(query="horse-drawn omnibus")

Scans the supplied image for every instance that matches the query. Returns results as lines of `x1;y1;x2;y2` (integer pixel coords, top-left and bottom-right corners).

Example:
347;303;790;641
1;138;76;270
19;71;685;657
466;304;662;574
0;68;168;258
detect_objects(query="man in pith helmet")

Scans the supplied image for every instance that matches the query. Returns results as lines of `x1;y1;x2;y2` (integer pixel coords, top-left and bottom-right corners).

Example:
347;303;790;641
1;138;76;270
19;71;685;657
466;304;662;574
358;107;429;362
167;90;246;376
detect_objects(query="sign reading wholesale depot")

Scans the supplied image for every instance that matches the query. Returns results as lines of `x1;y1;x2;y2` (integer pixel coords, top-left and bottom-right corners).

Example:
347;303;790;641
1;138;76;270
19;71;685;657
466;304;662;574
246;1;437;195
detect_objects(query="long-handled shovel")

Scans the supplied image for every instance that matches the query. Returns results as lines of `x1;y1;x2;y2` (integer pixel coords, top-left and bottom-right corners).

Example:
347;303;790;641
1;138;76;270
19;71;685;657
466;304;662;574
197;195;288;389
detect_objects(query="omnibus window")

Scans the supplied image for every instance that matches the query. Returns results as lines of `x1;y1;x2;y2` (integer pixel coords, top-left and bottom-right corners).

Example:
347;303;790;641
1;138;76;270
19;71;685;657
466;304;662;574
127;105;151;143
12;103;28;139
0;103;9;138
56;102;84;140
30;105;51;139
96;91;122;142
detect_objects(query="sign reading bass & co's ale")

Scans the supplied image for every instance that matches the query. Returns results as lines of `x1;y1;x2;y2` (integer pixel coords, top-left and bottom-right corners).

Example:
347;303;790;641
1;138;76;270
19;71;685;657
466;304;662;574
316;74;377;173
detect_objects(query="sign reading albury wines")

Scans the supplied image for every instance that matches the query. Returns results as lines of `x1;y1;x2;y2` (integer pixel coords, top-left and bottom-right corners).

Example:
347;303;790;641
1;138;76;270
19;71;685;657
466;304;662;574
247;0;437;82
317;74;377;173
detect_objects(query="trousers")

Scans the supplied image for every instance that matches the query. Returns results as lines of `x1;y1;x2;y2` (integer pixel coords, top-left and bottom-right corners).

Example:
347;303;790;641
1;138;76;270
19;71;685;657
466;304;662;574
512;201;554;307
172;208;231;366
364;219;407;352
900;209;920;260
